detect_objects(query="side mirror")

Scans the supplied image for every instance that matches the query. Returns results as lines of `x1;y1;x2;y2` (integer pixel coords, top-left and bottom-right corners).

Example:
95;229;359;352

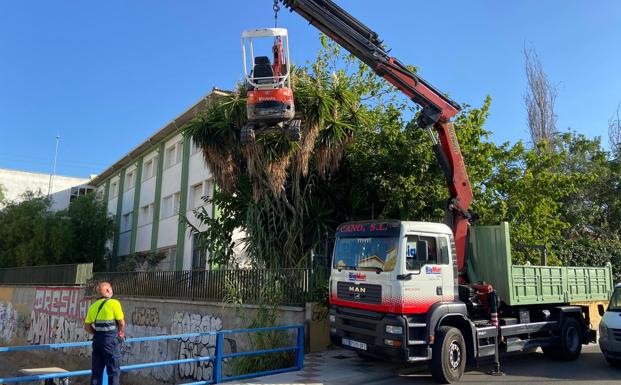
416;240;428;261
598;304;606;317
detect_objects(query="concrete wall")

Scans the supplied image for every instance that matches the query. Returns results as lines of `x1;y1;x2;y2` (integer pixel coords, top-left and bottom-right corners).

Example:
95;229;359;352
0;168;90;211
0;285;306;384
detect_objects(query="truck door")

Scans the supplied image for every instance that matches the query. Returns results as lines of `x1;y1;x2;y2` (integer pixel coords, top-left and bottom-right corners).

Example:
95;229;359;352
405;233;454;310
437;234;456;301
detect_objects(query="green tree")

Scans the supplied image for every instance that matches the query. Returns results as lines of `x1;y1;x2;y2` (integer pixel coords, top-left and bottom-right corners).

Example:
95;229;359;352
0;183;6;204
0;192;51;267
186;36;621;270
0;192;113;269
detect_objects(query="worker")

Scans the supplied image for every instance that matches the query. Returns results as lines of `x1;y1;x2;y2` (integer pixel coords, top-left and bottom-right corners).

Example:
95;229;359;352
83;281;126;385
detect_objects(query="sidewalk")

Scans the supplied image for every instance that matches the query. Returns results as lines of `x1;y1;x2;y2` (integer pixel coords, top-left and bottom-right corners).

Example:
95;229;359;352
236;348;413;385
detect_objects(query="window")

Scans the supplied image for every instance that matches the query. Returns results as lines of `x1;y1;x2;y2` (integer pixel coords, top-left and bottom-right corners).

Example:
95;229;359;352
192;234;208;269
159;246;177;271
139;203;154;226
204;179;214;201
121;212;132;232
125;170;135;190
405;235;439;270
333;236;398;272
191;183;203;209
165;141;183;168
70;186;94;202
96;189;104;201
143;156;158;181
191;179;214;210
609;288;621;311
161;192;181;218
110;181;119;199
438;236;450;265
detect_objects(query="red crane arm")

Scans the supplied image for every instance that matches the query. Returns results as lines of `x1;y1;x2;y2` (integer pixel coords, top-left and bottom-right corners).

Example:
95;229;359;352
282;0;474;274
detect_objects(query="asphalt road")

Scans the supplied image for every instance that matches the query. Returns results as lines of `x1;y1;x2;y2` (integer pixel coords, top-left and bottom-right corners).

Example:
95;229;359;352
250;344;621;385
386;345;621;385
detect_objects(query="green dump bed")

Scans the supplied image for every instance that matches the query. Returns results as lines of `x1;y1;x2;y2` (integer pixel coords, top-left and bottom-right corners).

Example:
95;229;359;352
467;222;613;306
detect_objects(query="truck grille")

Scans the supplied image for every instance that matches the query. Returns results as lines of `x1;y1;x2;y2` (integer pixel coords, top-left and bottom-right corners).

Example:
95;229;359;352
344;318;376;331
337;282;382;304
612;328;621;342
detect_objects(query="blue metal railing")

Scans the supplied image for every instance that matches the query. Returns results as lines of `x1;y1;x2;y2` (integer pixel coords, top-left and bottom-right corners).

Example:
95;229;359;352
0;325;304;384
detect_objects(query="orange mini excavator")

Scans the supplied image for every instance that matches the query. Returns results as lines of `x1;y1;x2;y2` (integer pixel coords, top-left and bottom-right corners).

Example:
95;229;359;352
240;27;301;143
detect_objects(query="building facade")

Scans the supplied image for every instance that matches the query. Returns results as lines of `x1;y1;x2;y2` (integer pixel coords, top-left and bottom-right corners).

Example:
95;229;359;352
0;168;92;211
90;90;227;271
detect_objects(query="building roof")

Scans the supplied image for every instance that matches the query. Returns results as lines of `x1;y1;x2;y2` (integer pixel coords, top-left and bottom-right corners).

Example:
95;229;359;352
0;167;89;182
89;88;231;186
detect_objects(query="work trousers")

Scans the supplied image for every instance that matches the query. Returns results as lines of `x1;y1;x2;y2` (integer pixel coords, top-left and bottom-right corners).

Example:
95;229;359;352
91;333;121;385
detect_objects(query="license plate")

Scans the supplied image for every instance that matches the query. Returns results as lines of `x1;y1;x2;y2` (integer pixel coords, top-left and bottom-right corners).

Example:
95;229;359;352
342;338;367;351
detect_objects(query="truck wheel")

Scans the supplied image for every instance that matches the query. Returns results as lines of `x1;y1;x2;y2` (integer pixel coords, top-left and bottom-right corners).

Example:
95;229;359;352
429;326;466;384
541;345;559;358
605;356;621;367
558;317;582;361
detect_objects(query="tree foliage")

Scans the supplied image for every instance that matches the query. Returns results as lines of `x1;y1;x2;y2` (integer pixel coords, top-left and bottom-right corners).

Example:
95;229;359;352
187;37;621;270
0;192;114;270
0;184;5;204
524;46;557;148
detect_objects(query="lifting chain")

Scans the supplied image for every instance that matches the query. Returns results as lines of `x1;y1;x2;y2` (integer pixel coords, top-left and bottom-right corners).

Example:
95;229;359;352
273;0;280;27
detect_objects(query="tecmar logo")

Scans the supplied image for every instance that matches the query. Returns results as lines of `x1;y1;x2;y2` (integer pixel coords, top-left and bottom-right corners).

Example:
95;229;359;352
348;272;367;281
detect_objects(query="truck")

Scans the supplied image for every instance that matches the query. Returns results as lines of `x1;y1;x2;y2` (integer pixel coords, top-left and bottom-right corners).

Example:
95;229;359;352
278;0;615;382
330;220;612;382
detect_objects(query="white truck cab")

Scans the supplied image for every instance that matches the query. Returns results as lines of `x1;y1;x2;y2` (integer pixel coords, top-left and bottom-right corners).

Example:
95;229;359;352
599;283;621;366
329;220;460;363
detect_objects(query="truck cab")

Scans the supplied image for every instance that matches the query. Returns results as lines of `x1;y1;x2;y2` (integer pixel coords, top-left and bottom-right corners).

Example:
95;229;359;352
329;220;462;363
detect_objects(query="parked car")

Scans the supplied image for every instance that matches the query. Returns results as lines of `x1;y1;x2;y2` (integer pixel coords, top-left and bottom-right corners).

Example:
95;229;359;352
599;283;621;366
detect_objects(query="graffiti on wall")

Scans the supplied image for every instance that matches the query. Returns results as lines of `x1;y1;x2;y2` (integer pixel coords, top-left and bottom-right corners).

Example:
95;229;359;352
170;312;223;382
27;287;92;352
131;307;160;327
121;323;173;382
2;286;241;384
0;301;18;342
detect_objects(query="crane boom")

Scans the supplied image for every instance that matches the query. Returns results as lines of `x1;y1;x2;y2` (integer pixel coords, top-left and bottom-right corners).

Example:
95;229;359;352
281;0;474;274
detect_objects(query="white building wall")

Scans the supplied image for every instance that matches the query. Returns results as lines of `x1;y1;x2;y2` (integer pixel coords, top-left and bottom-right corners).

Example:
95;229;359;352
182;143;214;270
107;175;120;216
97;101;249;271
134;149;159;253
135;224;152;252
0;168;90;211
155;134;184;250
118;232;131;257
157;216;178;248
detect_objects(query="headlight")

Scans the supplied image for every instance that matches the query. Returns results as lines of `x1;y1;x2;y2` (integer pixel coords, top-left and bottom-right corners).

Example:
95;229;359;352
385;325;403;334
329;315;336;323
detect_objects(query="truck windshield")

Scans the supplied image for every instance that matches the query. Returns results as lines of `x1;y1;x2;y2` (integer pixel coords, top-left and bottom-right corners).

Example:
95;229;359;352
333;237;398;272
610;288;621;311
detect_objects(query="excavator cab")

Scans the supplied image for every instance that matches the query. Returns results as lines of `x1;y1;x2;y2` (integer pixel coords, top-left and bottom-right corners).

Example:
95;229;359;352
241;28;301;143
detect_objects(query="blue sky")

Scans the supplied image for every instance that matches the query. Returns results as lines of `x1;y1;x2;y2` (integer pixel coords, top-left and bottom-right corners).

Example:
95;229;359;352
1;0;620;177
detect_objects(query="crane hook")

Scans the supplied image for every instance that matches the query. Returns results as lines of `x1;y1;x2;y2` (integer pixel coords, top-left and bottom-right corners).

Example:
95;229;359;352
273;0;280;27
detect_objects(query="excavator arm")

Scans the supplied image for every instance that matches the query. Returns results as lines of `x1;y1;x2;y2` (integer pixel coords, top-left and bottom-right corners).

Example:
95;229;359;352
281;0;474;274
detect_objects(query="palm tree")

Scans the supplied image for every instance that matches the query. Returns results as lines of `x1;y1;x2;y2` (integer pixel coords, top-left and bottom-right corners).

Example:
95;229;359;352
184;40;368;268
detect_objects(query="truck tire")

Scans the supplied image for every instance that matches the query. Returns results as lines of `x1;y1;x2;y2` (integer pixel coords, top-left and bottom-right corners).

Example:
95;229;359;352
605;356;621;367
429;326;466;384
557;317;582;361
